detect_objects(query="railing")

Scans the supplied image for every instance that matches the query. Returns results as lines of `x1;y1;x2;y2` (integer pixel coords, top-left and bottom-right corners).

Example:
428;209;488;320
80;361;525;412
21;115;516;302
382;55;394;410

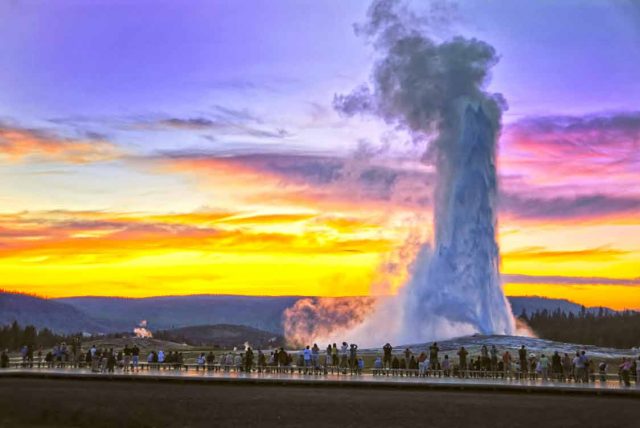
4;357;635;383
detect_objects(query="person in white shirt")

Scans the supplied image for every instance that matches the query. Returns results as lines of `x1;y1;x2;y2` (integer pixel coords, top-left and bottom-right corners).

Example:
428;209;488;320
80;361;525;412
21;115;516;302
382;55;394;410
539;354;549;381
340;342;349;372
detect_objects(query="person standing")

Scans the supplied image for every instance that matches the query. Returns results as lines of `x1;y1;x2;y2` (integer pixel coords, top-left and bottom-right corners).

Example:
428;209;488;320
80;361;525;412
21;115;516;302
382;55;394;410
123;345;131;372
457;347;468;377
619;358;632;387
635;355;640;386
0;349;9;368
518;346;527;377
562;353;573;382
579;351;590;383
196;353;206;371
598;361;608;383
383;343;393;370
404;348;412;369
106;349;116;373
206;351;215;371
311;344;320;370
349;344;358;373
303;346;312;373
573;352;584;383
480;345;489;371
502;351;512;377
490;345;498;372
442;355;451;377
551;351;561;381
326;344;332;368
131;345;140;371
340;342;349;373
277;348;288;369
539;354;549;381
429;343;439;370
245;347;254;372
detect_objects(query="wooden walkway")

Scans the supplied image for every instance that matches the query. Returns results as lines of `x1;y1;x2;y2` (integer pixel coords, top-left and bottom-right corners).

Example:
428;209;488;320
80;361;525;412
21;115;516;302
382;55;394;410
2;366;639;397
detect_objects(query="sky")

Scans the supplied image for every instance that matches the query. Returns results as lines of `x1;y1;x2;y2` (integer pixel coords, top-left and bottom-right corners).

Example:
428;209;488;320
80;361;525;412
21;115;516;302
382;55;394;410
0;0;638;309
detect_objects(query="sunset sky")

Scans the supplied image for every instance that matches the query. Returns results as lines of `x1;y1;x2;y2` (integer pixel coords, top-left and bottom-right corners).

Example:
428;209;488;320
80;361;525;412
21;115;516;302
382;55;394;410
0;0;638;309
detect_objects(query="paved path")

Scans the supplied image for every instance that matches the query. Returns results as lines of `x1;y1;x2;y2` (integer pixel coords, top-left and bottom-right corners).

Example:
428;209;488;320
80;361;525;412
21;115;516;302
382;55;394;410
2;367;639;397
0;377;638;428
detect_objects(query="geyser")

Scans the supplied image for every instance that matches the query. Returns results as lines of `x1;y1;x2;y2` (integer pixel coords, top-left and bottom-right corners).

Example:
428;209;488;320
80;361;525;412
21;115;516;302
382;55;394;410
331;0;515;344
400;100;515;340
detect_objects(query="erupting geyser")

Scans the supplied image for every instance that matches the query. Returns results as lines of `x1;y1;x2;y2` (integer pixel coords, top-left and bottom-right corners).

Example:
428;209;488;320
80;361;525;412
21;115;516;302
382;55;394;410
330;0;515;344
400;100;515;339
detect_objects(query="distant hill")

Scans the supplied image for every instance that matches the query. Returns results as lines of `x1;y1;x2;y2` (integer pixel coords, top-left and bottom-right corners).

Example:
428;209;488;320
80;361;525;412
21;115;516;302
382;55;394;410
1;292;617;336
508;296;614;316
0;292;111;334
154;324;285;348
57;295;299;334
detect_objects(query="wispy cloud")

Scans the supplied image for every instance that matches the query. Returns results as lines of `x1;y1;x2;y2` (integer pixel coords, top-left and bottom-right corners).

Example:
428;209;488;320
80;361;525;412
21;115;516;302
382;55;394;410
503;246;628;261
132;104;291;139
0;122;121;164
501;111;640;193
0;209;393;263
500;193;640;220
154;150;435;212
155;148;640;222
502;273;640;287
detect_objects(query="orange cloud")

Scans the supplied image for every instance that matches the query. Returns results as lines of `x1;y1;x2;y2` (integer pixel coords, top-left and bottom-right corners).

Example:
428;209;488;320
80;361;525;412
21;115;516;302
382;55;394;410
503;246;629;262
0;209;397;298
0;209;395;263
0;123;121;164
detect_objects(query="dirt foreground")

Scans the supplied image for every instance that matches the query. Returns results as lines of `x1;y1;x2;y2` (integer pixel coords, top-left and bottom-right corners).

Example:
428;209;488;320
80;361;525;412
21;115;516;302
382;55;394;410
0;377;638;427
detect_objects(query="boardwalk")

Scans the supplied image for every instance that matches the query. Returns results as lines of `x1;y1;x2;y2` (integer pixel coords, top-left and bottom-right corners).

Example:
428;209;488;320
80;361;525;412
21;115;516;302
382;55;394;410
2;366;639;397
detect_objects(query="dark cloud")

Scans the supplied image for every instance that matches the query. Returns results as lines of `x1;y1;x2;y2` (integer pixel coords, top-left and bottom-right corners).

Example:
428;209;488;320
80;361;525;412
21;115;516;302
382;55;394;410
142;105;291;139
212;105;262;123
502;274;640;287
157;147;640;220
505;111;640;162
500;193;640;220
157;149;435;208
158;118;216;130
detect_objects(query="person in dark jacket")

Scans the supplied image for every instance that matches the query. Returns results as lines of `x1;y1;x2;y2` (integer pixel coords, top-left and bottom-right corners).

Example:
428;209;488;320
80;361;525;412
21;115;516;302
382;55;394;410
0;349;9;368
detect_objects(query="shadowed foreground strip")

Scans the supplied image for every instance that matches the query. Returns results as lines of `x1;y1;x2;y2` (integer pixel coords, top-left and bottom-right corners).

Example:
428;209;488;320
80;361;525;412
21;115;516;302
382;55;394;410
0;378;638;427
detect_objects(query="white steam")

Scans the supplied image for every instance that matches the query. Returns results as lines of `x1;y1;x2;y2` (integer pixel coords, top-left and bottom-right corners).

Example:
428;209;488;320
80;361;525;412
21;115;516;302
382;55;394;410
133;320;153;338
324;0;515;346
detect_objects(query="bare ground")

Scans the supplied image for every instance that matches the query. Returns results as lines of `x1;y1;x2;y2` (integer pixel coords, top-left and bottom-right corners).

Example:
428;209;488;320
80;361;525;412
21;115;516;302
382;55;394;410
0;378;637;428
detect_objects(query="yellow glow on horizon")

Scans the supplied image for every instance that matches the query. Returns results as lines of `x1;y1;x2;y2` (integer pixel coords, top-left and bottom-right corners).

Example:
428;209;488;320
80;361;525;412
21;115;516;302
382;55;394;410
504;283;640;311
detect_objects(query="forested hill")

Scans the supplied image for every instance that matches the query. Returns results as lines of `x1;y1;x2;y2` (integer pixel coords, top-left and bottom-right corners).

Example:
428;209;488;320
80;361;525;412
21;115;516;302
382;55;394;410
522;309;640;349
0;291;111;334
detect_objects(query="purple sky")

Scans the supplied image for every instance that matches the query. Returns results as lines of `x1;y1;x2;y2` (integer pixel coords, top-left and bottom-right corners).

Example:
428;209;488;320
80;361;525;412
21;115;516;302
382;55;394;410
0;0;638;304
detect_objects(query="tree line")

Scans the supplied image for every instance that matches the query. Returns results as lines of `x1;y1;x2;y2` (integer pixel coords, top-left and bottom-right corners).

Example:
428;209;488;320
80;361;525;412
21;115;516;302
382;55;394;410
521;308;640;349
0;321;79;351
3;309;640;351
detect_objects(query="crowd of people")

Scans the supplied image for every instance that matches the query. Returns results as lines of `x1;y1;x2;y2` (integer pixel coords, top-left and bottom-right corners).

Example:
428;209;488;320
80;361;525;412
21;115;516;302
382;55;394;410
2;341;640;387
371;343;640;386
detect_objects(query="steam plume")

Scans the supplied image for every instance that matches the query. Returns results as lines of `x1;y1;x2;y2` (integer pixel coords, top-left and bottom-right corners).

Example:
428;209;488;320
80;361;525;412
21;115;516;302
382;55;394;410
283;297;375;346
133;320;153;338
329;0;515;345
